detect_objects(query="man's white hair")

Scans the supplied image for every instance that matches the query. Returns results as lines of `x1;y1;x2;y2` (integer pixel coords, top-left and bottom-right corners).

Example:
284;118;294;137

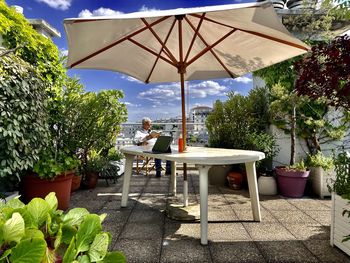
142;117;152;125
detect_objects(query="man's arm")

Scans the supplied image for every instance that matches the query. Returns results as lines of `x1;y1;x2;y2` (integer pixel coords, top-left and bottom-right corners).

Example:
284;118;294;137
133;130;153;146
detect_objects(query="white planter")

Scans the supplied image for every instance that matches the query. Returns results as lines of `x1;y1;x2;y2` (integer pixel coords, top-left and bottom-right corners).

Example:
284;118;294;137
330;193;350;256
258;175;277;195
310;167;335;199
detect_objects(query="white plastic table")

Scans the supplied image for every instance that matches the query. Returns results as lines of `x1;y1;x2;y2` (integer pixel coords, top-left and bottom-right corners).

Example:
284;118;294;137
120;146;265;245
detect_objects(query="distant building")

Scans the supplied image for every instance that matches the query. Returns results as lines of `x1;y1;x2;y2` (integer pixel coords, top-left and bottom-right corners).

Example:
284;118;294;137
189;106;212;132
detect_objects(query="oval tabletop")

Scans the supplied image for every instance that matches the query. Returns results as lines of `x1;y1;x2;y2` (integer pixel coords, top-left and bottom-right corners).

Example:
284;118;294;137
120;146;265;165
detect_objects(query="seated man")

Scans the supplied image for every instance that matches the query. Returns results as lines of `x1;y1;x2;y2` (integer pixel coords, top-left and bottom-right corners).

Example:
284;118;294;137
133;117;171;177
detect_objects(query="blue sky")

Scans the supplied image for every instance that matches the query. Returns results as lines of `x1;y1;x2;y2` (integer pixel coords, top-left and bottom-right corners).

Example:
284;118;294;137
6;0;255;122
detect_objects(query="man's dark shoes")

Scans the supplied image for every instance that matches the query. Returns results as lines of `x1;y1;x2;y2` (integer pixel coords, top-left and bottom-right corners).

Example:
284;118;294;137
156;171;161;178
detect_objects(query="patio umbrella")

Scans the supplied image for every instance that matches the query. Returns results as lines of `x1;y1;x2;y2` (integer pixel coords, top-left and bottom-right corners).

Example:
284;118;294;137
64;1;309;181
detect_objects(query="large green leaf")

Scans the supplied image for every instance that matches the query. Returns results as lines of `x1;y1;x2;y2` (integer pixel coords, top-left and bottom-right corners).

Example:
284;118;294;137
79;255;90;263
10;237;47;263
63;208;89;227
62;236;76;263
23;229;44;240
45;193;58;211
42;247;56;263
88;233;109;262
101;252;126;263
26;198;50;228
7;197;25;209
75;214;102;253
61;225;77;245
3;212;25;244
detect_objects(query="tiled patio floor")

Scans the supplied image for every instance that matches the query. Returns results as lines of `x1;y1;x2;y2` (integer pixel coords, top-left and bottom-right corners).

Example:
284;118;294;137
70;170;350;263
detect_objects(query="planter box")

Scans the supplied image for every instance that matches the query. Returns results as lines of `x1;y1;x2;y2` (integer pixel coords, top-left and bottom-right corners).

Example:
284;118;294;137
330;193;350;256
310;167;335;199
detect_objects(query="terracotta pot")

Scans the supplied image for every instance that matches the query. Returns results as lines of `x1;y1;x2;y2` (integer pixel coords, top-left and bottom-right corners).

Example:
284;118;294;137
21;171;74;210
71;174;82;192
84;172;99;189
227;171;243;190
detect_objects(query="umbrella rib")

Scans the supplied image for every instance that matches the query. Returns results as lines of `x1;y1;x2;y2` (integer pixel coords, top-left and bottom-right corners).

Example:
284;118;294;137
190;14;308;51
69;16;171;68
128;38;176;67
141;18;178;64
145;18;177;83
187;29;236;68
183;13;206;63
184;16;237;78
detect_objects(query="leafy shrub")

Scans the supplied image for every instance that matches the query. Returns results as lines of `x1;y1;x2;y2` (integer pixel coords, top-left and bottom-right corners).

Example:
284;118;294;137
328;150;350;199
289;159;308;172
306;151;334;171
0;53;49;180
0;192;126;262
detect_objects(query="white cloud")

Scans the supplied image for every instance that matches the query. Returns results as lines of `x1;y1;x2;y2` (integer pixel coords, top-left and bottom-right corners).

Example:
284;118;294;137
123;102;141;107
35;0;71;10
59;48;68;56
137;80;228;104
139;5;160;12
78;7;123;18
234;76;252;84
120;75;143;84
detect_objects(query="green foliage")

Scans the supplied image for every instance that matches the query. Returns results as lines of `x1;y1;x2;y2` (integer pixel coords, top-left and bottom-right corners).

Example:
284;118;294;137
0;53;49;180
0;192;126;262
0;1;65;83
289;159;308;172
306;151;334;171
328;150;350;199
60;86;127;170
206;88;278;166
85;150;109;173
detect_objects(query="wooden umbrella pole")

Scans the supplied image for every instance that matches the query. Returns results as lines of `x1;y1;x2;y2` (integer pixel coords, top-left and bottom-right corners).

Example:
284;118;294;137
177;15;188;206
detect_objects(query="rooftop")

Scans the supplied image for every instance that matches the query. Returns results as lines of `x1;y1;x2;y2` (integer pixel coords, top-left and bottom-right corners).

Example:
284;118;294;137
70;169;350;262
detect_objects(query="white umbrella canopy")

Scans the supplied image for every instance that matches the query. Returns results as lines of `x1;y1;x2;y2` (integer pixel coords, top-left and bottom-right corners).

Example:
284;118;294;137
64;1;309;150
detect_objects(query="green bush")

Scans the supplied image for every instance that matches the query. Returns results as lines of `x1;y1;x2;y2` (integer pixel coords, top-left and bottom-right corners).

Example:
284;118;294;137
0;54;49;181
0;192;126;262
306;151;334;171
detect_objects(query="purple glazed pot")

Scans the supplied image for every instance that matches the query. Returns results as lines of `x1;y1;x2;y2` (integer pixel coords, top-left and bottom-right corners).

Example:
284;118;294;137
276;168;310;198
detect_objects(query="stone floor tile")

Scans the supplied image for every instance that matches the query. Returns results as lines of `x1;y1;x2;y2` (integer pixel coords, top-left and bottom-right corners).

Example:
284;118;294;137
230;200;254;210
113;238;161;263
303;239;350;263
128;209;165;224
101;209;132;224
284;224;329;240
243;223;296;241
164;221;201;240
161;239;211;263
270;210;318;224
287;199;331;211
260;198;298;211
256;240;319;262
120;222;163;239
303;210;332;226
208;223;251;241
235;209;277;222
208;209;238;221
210;241;265;263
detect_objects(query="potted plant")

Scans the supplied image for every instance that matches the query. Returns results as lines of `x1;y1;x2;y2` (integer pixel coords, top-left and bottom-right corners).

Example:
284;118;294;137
0;192;126;262
82;150;109;189
21;150;80;210
329;150;350;256
307;151;335;198
276;160;310;198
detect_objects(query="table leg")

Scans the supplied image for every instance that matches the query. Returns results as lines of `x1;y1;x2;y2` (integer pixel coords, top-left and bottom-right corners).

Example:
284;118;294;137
170;161;176;196
197;165;211;245
245;161;261;221
183;179;188;207
121;154;135;207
